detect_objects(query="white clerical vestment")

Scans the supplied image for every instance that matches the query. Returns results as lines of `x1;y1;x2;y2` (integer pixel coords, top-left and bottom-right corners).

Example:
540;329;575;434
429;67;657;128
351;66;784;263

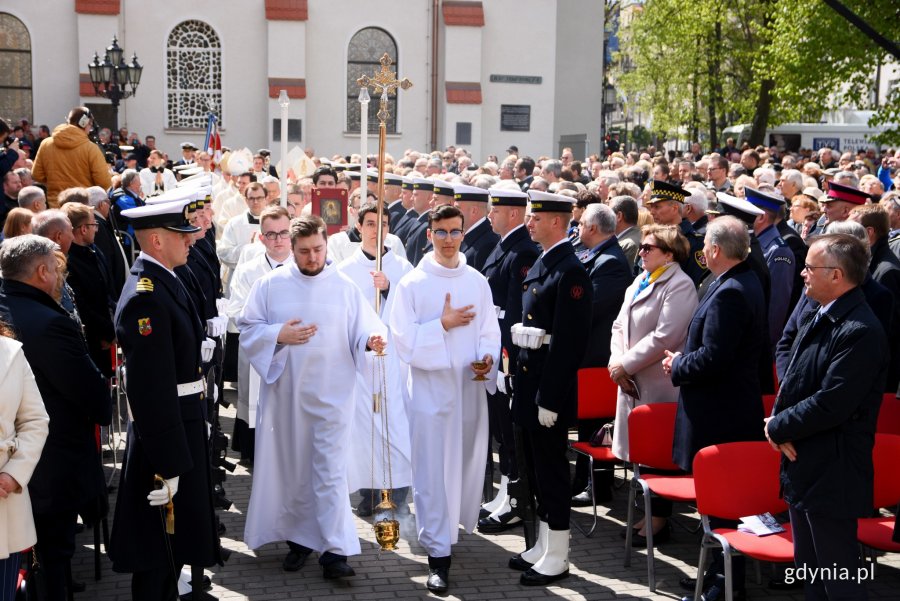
217;211;260;295
388;252;501;557
237;262;385;555
225;251;283;427
336;248;414;492
327;229;407;264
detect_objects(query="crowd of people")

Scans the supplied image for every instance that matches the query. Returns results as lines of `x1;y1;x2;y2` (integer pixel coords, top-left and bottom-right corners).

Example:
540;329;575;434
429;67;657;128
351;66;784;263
0;104;898;601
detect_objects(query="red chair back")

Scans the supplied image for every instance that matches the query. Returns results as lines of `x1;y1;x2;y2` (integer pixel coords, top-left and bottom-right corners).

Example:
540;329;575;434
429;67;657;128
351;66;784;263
577;367;618;420
877;394;900;436
762;394;777;417
872;433;900;508
693;441;786;520
627;402;680;471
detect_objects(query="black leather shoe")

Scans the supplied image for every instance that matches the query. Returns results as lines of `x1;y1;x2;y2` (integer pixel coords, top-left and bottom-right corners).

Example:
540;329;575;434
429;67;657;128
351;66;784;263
520;567;570;586
479;507;492;519
426;567;449;593
681;582;745;601
508;554;533;571
282;549;310;572
570;490;593;507
477;511;522;533
630;522;671;547
322;560;355;579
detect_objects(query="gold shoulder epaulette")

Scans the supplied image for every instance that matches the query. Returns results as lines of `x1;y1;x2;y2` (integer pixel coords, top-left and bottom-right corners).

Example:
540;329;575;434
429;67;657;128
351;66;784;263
136;277;155;293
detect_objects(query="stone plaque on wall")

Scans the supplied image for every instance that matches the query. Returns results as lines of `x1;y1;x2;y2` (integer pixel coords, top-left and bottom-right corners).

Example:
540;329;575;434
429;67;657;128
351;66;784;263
500;105;531;132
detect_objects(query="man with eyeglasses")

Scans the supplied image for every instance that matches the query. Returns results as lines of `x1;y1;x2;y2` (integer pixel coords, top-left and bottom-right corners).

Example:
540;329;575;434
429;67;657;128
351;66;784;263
217;182;269;294
226;206;293;466
705;154;732;194
389;204;500;594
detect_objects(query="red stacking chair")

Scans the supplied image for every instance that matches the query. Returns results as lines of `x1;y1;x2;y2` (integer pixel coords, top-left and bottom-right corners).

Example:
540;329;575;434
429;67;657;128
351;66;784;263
624;402;695;592
857;433;900;573
692;442;794;601
876;394;900;436
569;367;621;536
762;394;777;417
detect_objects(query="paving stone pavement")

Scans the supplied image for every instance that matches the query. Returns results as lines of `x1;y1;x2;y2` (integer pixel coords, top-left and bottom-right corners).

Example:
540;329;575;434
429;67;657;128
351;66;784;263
73;390;900;600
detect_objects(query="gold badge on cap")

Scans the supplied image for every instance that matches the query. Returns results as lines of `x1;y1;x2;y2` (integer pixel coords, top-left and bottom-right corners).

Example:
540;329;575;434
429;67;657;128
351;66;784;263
138;318;152;336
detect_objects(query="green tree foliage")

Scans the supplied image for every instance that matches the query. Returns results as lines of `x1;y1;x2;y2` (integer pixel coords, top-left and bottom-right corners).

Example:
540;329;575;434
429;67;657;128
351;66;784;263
615;0;900;147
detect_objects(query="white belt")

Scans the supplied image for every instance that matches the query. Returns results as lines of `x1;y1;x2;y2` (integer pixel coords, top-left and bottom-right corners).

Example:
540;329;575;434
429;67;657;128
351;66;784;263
510;323;551;349
177;379;204;397
518;334;552;347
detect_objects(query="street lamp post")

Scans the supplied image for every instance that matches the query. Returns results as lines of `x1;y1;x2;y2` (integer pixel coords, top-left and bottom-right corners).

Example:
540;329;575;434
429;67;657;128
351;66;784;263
88;35;143;144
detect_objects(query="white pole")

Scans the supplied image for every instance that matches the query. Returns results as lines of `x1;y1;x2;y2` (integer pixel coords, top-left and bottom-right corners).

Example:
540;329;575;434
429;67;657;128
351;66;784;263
358;87;370;228
278;90;290;208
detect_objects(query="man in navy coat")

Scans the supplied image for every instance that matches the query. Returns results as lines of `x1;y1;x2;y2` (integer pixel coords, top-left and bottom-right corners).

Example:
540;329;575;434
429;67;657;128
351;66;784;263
109;196;219;601
571;202;632;505
478;186;538;534
663;215;766;601
766;234;888;601
454;184;500;273
509;190;592;586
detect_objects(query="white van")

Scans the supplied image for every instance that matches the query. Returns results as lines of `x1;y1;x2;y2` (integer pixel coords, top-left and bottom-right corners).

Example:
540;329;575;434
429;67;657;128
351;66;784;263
723;113;890;153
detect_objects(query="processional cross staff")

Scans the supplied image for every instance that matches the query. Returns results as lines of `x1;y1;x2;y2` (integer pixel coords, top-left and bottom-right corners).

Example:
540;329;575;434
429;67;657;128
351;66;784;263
357;53;412;552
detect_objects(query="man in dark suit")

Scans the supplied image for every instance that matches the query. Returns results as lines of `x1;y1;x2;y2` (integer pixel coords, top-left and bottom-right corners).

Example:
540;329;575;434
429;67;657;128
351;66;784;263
849;203;900;392
571;203;632;505
663;215;766;601
515;156;535;192
0;235;111;601
766;234;888;601
478;187;539;534
108;198;219;601
509;190;592;586
454;184;500;273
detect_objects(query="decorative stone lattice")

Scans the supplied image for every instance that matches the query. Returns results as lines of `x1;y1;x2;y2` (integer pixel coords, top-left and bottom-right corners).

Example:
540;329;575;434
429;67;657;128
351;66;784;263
347;28;398;134
167;20;222;129
0;13;33;123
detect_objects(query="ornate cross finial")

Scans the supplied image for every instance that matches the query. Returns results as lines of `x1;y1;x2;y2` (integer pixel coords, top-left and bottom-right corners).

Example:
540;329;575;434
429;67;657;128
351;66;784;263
357;53;413;125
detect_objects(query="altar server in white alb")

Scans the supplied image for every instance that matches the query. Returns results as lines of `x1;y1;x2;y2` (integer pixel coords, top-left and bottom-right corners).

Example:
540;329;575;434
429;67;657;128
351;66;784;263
326;173;408;264
237;215;386;580
224;205;294;463
336;202;414;516
389;204;501;595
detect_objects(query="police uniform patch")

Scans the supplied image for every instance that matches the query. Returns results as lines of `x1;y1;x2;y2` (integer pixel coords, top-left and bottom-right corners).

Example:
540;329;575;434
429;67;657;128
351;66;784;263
694;250;707;269
138;318;152;336
570;284;584;300
136;277;154;293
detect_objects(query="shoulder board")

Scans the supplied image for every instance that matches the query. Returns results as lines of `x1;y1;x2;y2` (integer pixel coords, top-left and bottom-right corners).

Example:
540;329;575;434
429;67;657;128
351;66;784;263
135;277;155;293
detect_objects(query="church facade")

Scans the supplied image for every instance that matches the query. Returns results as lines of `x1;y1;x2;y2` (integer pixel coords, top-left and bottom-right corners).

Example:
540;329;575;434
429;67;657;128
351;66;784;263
2;0;604;160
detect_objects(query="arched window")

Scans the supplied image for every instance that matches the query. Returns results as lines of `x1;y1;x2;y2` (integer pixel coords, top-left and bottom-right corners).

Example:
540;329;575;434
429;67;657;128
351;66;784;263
166;20;222;129
0;13;33;122
347;28;398;134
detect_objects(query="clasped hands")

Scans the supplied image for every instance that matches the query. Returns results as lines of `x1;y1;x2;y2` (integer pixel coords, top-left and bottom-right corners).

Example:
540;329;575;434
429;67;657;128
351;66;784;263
763;417;797;462
661;350;681;376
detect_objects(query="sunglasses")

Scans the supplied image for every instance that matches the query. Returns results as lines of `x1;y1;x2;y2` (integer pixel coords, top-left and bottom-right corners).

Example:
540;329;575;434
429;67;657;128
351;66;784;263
638;243;661;253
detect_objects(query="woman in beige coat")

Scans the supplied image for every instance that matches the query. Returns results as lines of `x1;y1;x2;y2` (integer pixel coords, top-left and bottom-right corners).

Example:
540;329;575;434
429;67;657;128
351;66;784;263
608;224;697;544
0;325;49;599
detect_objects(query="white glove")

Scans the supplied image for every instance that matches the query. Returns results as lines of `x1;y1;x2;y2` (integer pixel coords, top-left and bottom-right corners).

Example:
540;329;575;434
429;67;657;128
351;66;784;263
201;338;215;362
497;371;507;395
538;407;558;428
215;298;228;315
206;315;227;338
147;476;179;507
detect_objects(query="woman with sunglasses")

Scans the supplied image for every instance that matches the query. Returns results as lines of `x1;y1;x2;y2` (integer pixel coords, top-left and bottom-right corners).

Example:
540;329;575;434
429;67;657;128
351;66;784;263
608;224;698;545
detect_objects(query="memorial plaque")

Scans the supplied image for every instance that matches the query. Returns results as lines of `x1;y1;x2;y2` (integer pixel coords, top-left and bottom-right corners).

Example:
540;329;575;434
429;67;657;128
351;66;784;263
456;122;472;146
501;105;531;132
490;74;542;85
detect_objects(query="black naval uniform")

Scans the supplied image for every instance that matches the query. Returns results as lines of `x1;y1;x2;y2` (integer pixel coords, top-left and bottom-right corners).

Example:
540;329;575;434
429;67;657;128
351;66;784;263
461;218;500;273
483;224;539;489
513;241;592;531
405;212;432;267
109;257;219;600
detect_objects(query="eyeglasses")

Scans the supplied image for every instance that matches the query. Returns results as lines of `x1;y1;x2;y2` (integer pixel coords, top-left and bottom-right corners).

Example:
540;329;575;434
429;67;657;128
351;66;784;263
431;228;464;240
82;223;100;229
638;243;661;253
803;264;838;272
246;195;267;202
262;230;290;240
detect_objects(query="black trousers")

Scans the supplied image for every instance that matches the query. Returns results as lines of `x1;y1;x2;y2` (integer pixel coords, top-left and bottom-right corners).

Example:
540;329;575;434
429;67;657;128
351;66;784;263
487;390;517;479
33;510;77;601
132;565;180;601
521;425;570;530
789;506;867;601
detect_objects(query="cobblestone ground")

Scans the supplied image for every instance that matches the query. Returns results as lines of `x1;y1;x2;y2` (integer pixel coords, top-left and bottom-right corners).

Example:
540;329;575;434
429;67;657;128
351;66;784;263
73;389;900;600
